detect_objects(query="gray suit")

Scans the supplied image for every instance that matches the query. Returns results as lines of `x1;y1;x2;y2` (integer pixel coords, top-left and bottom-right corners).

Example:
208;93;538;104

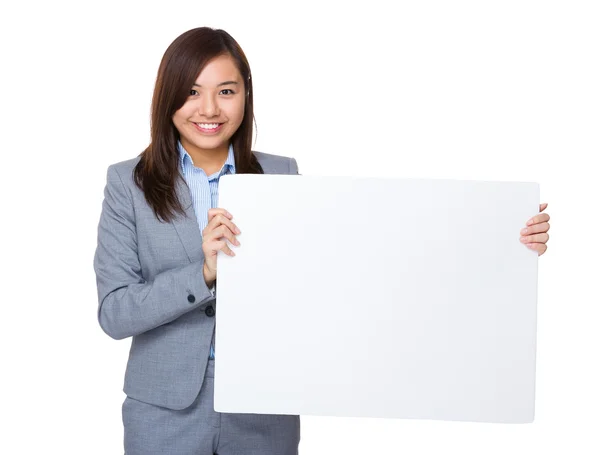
94;151;300;454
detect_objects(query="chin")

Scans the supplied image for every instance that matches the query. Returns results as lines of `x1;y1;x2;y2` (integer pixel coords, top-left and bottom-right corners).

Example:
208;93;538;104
190;138;230;151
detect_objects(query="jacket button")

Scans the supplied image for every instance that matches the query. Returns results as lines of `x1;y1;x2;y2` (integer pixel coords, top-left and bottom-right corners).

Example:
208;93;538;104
187;294;195;303
205;305;215;317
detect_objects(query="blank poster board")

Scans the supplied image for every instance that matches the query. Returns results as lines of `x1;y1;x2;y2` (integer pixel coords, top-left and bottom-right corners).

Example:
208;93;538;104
214;175;539;424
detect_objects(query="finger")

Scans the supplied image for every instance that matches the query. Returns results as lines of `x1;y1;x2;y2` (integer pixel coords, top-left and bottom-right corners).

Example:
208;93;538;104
204;214;241;236
526;242;547;256
520;233;550;244
218;224;241;246
205;225;240;246
526;213;551;226
209;224;240;245
206;239;236;257
539;203;548;212
208;208;233;223
206;213;232;232
520;222;550;235
218;241;236;257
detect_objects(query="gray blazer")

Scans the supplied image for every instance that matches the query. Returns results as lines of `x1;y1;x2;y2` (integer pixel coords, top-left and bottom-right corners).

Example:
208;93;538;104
94;151;299;410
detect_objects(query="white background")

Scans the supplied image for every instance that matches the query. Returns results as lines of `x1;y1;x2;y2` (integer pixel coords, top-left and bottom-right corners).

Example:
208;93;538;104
0;0;597;453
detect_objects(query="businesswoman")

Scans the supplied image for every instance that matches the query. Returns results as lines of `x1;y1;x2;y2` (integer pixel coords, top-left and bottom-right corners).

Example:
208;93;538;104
93;26;551;455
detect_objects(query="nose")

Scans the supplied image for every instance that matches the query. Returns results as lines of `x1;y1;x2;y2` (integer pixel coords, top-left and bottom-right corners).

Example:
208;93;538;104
198;93;220;118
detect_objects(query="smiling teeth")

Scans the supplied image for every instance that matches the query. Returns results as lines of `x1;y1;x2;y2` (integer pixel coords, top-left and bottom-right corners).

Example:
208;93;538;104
197;123;220;129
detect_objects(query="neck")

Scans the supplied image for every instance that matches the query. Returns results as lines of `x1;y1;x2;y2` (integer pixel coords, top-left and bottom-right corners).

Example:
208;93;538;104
183;142;229;175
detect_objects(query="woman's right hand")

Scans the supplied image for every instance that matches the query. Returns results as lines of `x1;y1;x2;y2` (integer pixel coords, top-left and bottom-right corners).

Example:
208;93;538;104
201;208;241;287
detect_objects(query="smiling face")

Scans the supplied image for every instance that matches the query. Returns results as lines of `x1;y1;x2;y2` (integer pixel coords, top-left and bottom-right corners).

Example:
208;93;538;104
172;53;246;161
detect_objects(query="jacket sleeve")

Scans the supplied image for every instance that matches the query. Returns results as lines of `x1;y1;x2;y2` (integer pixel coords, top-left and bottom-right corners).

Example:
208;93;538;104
93;164;215;340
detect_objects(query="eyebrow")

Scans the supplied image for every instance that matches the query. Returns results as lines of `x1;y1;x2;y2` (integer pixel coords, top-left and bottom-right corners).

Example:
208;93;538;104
192;81;239;88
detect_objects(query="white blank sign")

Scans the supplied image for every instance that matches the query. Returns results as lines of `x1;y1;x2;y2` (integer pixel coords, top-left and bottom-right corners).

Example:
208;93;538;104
214;175;539;423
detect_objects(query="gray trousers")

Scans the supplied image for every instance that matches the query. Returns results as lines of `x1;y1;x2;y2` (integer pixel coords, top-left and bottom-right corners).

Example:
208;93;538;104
122;360;300;454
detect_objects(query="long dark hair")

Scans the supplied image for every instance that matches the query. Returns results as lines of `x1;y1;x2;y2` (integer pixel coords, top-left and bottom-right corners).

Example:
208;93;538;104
133;27;263;223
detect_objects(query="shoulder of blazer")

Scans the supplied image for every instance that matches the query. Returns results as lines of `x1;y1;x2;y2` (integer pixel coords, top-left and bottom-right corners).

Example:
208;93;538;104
252;151;297;175
106;151;296;180
105;156;141;188
252;150;291;163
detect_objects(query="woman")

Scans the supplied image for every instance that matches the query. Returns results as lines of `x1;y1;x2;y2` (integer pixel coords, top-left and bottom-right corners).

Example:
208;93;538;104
93;26;551;455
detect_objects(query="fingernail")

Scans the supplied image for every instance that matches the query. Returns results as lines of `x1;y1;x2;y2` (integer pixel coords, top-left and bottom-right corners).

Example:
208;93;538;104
527;243;534;248
520;237;527;242
521;228;528;234
527;220;533;225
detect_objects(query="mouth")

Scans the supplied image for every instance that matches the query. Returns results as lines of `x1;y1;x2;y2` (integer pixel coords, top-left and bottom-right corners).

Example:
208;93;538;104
193;122;224;134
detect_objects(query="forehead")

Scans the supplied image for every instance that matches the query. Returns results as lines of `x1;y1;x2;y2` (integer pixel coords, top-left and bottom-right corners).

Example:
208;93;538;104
194;54;242;85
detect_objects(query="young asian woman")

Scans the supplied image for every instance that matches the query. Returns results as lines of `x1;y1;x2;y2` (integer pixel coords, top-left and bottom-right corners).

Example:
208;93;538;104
93;26;551;455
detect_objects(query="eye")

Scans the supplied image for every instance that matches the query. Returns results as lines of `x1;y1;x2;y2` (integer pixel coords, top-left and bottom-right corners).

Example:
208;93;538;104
220;89;235;95
190;89;199;96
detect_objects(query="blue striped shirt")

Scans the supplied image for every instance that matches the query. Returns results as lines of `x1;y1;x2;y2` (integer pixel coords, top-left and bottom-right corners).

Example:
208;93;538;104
178;140;236;359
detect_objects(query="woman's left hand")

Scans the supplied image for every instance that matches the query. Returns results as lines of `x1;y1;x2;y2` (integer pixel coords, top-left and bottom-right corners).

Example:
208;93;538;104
520;203;551;256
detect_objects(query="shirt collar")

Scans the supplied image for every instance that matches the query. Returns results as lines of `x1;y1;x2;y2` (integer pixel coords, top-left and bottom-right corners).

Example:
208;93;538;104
178;141;236;177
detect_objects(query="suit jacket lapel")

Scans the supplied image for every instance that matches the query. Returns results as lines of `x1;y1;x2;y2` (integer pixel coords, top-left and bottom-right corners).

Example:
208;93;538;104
171;174;205;264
